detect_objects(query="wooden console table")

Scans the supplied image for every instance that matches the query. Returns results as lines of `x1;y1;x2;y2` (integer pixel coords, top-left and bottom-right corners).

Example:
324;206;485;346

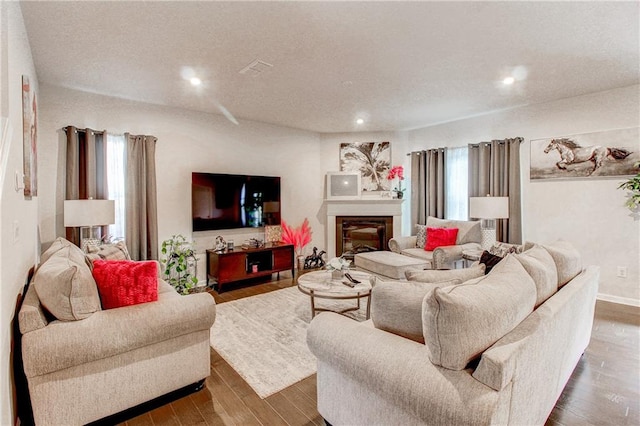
206;243;294;292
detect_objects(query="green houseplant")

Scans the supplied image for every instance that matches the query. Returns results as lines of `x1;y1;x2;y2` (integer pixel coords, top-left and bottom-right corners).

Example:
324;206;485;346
161;235;198;295
618;162;640;212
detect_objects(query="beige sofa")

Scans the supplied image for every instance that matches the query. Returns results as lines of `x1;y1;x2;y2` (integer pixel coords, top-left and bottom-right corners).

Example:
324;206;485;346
388;216;482;269
308;241;598;425
18;238;216;425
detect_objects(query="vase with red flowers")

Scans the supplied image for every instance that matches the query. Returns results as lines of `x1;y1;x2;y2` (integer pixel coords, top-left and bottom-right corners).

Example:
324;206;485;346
387;165;405;199
281;218;312;269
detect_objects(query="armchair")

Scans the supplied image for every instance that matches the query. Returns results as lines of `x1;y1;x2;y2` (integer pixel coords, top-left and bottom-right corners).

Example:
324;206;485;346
388;216;482;269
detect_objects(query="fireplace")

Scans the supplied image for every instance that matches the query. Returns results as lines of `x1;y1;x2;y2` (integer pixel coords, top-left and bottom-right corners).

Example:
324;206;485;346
336;216;393;260
325;198;403;259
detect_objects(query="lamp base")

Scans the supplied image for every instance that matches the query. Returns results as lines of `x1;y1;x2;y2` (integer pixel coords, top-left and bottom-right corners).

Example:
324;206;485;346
480;219;496;250
80;226;102;252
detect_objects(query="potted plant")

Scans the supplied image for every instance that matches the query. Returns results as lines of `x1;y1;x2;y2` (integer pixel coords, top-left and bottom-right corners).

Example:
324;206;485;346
618;162;640;214
161;235;198;295
281;218;312;270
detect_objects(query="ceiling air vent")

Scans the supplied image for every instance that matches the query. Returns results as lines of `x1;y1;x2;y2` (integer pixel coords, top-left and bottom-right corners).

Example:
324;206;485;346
238;59;274;77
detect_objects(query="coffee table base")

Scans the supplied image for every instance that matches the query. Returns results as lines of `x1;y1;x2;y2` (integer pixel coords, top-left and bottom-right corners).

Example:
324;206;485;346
302;289;371;320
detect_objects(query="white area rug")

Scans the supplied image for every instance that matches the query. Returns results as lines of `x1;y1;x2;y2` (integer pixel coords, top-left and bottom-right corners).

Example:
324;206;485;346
210;286;367;398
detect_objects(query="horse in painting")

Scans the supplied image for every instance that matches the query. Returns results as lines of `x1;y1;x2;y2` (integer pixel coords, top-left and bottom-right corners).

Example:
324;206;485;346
544;138;632;175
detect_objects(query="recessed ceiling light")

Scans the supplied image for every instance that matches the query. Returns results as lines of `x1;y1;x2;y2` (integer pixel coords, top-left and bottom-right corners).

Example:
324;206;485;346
503;76;515;85
356;118;364;125
190;77;202;86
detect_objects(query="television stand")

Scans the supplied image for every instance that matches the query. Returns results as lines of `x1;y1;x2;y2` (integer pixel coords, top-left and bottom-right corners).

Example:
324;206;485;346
205;243;294;292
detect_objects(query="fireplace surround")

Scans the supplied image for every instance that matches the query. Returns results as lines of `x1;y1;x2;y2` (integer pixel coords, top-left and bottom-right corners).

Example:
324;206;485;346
325;199;403;259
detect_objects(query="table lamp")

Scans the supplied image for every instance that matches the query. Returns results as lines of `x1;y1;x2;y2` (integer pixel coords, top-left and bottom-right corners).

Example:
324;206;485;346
64;199;115;251
469;196;509;250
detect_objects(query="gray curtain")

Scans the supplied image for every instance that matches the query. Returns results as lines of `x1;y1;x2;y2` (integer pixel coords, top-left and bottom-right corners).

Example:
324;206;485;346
468;137;522;244
125;133;158;261
410;148;447;226
64;126;108;245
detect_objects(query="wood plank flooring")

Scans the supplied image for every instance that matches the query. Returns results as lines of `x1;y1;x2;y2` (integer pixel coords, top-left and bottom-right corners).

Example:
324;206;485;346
121;273;639;426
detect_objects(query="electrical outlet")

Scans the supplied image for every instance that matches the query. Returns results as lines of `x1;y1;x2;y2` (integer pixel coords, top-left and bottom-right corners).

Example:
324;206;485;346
616;266;628;278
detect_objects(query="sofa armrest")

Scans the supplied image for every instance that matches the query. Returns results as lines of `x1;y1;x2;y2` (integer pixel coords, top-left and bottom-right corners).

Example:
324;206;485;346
22;292;216;378
432;242;481;269
388;236;417;253
307;313;498;424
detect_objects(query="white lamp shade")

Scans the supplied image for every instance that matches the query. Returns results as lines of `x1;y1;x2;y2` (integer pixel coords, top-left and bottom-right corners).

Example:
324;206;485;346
469;196;509;219
64;199;115;227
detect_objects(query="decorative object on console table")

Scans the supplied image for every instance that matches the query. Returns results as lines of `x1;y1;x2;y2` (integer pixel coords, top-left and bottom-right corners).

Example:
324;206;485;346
469;195;509;250
214;236;226;252
63;198;115;252
387;165;405;199
281;218;312;269
160;235;198;295
264;224;282;243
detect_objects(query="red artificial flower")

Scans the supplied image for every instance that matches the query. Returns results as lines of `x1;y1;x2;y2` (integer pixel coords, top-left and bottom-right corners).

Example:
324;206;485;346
280;218;312;256
387;165;404;180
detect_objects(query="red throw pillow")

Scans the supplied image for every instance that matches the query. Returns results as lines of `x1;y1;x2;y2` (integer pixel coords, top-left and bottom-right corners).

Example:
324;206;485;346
424;227;459;251
92;260;158;309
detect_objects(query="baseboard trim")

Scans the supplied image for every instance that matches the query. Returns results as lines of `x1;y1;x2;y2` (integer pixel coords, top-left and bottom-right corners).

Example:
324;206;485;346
597;293;640;307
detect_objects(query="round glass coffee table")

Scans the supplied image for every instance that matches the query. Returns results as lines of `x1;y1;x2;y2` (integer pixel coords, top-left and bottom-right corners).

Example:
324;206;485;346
297;270;372;320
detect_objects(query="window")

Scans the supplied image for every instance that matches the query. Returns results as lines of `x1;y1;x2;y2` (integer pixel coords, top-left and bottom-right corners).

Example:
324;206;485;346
445;146;469;220
106;133;126;239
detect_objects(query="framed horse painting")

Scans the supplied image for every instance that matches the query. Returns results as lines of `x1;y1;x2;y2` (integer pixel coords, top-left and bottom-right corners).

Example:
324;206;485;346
530;127;640;180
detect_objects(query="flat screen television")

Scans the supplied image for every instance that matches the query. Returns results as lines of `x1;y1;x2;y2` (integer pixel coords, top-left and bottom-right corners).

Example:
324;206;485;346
192;172;281;231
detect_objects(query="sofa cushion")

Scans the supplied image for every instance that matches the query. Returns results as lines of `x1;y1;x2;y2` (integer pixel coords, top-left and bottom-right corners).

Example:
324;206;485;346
479;250;503;274
85;241;131;262
514;246;558;307
372;280;460;343
405;263;485;283
422;255;537;370
33;247;102;321
426;216;482;245
425;227;459;251
92;260;159;309
541;240;582;287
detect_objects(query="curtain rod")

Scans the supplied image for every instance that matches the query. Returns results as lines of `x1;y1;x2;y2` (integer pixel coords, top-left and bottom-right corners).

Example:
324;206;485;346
407;137;524;155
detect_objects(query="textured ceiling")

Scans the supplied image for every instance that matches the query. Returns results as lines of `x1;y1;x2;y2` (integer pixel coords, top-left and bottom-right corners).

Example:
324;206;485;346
20;1;640;133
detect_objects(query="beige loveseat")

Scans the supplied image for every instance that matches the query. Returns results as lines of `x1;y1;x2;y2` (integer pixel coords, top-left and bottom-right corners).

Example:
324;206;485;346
308;241;598;425
18;238;216;425
388;216;482;269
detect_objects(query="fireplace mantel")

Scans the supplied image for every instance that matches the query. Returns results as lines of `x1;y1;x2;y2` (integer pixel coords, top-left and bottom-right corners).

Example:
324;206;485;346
325;198;403;259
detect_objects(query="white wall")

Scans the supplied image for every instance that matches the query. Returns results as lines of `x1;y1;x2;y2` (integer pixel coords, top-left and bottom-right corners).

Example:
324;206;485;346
37;84;323;283
0;2;39;424
407;85;640;305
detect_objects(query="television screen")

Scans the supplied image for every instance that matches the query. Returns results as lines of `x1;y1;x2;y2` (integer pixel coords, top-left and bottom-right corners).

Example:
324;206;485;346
192;173;281;231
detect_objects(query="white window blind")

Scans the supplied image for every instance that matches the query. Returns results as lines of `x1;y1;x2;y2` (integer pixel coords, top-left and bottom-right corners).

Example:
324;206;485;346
445;146;469;220
106;133;126;240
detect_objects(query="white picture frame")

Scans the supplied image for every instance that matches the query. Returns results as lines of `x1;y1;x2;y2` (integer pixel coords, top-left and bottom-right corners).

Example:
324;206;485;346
326;172;362;199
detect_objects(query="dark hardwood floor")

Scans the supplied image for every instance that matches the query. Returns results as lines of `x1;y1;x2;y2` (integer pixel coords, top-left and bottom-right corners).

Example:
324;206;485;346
121;273;639;426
